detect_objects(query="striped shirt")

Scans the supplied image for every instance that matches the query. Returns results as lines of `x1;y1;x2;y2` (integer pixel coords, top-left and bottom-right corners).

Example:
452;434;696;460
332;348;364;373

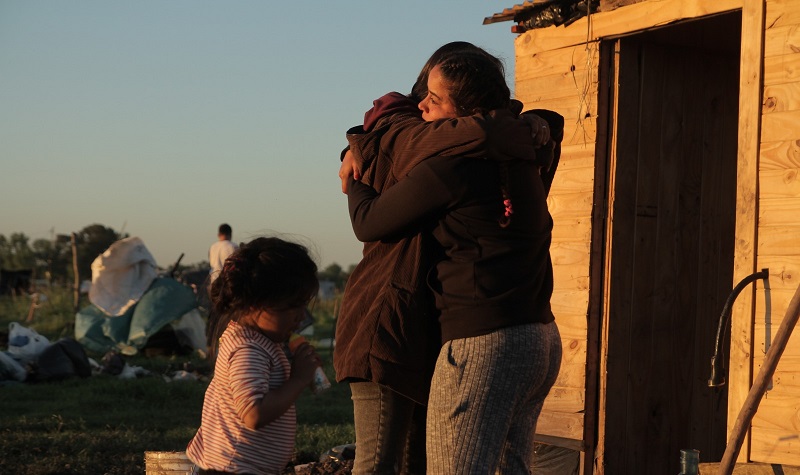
187;321;295;474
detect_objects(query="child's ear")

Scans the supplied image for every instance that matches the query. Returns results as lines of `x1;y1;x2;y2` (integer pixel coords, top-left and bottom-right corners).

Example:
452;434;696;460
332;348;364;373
242;308;261;323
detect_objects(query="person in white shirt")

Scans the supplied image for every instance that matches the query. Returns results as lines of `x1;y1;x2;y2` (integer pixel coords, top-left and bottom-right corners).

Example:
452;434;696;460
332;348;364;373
209;223;238;283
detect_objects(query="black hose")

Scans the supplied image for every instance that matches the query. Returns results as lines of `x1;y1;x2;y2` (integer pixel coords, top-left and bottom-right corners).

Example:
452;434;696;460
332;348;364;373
708;268;769;387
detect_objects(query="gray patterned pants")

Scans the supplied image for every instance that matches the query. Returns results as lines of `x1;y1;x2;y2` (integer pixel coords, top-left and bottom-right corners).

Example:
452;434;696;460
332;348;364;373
426;321;562;474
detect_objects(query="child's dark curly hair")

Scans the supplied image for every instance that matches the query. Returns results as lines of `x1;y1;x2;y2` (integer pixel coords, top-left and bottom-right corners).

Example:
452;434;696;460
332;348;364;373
206;237;318;356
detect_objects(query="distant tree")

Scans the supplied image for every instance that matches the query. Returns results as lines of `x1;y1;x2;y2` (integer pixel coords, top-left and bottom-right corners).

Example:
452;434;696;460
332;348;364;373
0;226;130;283
32;238;71;283
0;233;36;271
317;263;351;292
319;263;342;280
75;224;128;280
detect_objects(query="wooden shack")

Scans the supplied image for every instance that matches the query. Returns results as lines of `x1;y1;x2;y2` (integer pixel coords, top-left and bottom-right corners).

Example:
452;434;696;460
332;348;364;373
484;0;800;473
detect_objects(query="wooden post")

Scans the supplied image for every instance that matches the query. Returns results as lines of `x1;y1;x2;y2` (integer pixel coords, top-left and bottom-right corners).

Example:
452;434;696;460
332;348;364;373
728;0;766;464
26;293;39;323
71;232;79;313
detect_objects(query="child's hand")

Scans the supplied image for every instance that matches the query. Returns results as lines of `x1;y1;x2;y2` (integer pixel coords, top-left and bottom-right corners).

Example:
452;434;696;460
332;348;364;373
290;342;321;385
243;341;324;429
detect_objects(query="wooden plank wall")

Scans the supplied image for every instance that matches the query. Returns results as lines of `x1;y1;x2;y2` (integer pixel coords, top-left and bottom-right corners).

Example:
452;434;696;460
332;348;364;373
510;0;800;469
749;0;800;466
514;37;600;446
511;0;747;457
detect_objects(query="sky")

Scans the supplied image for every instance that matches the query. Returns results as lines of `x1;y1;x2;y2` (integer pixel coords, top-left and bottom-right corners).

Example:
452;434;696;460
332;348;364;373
0;1;520;270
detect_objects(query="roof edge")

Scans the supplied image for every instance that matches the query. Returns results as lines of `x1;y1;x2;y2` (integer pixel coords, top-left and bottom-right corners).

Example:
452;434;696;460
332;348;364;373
482;0;557;25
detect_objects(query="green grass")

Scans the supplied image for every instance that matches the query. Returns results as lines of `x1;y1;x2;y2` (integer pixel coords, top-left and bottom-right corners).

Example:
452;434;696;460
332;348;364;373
0;287;353;475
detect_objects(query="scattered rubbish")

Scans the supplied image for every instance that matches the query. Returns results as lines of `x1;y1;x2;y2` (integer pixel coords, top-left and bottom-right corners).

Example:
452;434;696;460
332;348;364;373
28;338;92;382
292;444;355;474
93;350;151;379
293;458;354;475
101;351;125;375
1;323;92;383
118;364;150;380
162;370;198;383
0;351;26;382
319;444;355;463
8;322;50;365
75;237;206;356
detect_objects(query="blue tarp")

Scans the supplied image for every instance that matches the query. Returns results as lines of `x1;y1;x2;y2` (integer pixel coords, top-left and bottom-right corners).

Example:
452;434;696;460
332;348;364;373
75;277;198;354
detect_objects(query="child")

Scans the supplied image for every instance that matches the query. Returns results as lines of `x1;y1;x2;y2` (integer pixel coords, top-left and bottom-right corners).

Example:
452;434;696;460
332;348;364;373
186;237;321;475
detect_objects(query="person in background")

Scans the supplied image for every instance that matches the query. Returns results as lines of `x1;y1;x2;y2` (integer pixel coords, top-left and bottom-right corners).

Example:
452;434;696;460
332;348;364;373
209;223;238;284
345;49;562;474
187;237;321;475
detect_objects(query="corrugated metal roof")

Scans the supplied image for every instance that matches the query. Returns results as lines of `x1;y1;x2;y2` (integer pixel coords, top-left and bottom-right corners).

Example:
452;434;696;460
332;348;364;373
482;0;557;25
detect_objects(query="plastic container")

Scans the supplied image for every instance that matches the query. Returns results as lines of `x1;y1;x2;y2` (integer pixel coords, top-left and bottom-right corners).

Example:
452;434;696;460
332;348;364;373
288;334;331;394
677;449;700;475
144;451;196;474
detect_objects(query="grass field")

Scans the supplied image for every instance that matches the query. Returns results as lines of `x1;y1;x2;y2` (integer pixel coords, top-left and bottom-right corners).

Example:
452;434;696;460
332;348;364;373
0;287;354;475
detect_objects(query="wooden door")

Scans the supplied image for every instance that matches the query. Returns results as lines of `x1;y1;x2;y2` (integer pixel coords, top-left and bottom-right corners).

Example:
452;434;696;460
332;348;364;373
601;14;740;475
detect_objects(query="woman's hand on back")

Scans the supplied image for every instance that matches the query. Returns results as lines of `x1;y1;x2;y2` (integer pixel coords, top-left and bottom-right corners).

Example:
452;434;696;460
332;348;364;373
522;113;551;147
339;150;362;193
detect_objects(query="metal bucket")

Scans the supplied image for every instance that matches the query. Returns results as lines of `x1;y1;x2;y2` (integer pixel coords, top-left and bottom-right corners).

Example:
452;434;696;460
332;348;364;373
144;451;197;475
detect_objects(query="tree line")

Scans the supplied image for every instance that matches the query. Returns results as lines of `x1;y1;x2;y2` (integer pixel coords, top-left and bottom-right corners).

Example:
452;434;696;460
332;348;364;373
0;224;127;285
1;224;356;293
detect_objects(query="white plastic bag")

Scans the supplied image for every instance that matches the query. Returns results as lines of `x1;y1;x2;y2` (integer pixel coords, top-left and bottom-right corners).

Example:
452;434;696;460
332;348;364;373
7;322;50;365
0;351;27;381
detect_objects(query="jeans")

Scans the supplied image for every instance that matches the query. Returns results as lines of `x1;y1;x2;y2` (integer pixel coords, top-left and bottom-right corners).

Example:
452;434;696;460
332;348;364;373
350;381;427;474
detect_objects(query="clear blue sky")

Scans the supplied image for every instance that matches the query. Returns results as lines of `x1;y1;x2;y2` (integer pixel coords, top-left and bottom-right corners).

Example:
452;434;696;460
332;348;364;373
0;1;519;269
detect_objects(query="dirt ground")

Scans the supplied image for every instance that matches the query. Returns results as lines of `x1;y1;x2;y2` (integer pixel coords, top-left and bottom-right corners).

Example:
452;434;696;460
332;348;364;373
287;443;579;474
291;459;354;474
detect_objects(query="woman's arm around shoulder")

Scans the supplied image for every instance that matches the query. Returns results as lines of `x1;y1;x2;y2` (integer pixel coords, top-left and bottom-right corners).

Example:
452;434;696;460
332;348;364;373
346;157;454;242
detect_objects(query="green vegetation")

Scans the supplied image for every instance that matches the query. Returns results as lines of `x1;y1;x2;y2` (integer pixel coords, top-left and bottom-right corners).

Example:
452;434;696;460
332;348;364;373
0;287;353;475
0;224;127;284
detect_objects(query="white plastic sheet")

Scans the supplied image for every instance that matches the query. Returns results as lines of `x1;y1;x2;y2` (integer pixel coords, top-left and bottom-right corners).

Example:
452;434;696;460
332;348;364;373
89;236;157;316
